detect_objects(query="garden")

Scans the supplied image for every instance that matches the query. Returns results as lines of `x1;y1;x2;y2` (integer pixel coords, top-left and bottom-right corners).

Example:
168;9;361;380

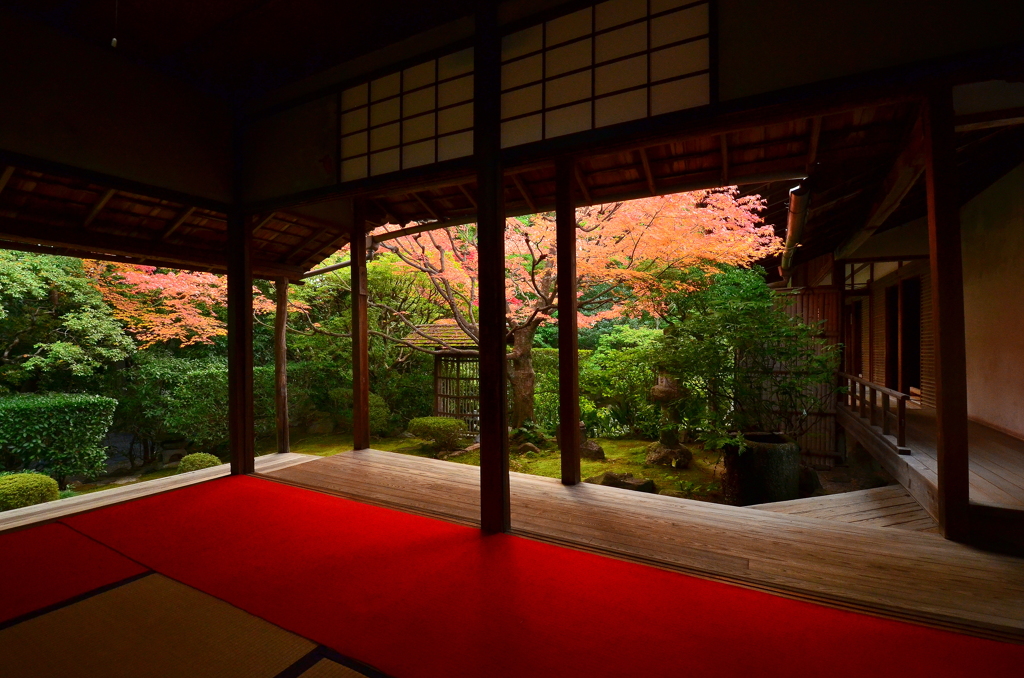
0;188;841;514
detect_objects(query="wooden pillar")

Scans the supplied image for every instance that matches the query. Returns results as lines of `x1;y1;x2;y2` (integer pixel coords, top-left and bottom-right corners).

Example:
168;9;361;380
475;2;511;533
556;159;581;485
227;212;255;475
274;278;290;454
923;87;970;541
351;200;371;451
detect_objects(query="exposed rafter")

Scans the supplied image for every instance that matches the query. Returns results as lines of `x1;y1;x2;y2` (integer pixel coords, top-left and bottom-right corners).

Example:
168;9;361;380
0;166;14;196
412;192;442;221
638;148;657;196
806;116;823;173
835;114;926;259
574;165;592;205
158;206;196;241
82;189;116;229
512;173;537;213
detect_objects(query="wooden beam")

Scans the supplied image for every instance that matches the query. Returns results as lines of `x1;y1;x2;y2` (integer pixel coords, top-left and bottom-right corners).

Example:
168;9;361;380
923;87;970;542
835;113;926;259
251;212;276;235
574;165;593;205
158;206;196;242
638;149;657;196
274;278;290;455
458;184;477;208
475;3;511;534
512;173;537;213
372;221;449;243
806;116;823;173
82;189;116;229
0;166;14;196
0;215;303;280
412;192;442;221
351;200;371;452
720;134;729;185
556;159;581;486
227;211;255;475
955;106;1024;132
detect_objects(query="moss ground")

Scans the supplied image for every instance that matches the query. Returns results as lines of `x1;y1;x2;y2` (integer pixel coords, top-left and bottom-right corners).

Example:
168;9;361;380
260;433;725;502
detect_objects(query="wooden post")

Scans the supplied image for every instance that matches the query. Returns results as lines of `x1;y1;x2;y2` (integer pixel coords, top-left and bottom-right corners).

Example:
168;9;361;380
227;212;255;475
274;278;290;454
924;87;970;541
351;200;371;451
475;2;511;533
556;159;581;485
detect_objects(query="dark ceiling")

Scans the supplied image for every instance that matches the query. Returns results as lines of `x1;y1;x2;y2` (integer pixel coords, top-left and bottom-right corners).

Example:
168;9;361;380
3;0;479;103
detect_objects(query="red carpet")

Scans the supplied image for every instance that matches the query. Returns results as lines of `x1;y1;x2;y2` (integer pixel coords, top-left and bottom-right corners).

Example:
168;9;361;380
0;522;147;624
58;476;1023;678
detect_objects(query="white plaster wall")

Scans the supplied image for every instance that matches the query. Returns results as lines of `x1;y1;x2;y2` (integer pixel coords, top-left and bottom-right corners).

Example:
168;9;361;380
960;163;1024;438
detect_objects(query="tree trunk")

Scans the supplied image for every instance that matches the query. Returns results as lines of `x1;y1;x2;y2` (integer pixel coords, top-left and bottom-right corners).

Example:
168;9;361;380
508;325;538;428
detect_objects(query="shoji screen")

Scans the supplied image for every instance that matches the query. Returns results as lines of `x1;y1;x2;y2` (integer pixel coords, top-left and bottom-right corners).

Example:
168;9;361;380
339;48;476;182
500;0;711;148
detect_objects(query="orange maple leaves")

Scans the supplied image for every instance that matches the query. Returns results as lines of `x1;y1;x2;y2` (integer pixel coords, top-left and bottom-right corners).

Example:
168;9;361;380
84;262;277;347
375;189;781;331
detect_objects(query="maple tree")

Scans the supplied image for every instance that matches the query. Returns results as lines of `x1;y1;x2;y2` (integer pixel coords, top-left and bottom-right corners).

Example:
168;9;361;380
374;188;782;427
84;262;278;348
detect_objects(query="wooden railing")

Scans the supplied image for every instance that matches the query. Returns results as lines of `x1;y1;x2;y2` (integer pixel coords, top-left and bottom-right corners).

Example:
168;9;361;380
838;372;911;455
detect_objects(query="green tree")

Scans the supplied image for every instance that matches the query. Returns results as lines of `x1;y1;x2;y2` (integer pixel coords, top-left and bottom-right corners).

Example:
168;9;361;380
656;265;839;447
0;252;134;390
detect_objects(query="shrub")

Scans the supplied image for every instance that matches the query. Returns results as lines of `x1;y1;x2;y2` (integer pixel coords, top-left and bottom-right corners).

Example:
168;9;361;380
0;393;117;489
0;473;60;511
368;393;392;437
408;417;468;451
176;453;222;474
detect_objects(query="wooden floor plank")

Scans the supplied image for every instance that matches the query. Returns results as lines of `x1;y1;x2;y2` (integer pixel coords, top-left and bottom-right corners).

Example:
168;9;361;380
263;449;1024;642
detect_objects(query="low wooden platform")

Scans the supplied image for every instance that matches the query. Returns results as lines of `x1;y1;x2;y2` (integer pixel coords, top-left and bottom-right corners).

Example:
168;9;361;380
0;452;316;533
751;486;939;533
263;449;1024;643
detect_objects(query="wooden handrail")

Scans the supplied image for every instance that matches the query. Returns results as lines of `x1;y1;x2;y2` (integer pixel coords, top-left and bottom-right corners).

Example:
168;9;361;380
838;372;911;455
839;372;908;400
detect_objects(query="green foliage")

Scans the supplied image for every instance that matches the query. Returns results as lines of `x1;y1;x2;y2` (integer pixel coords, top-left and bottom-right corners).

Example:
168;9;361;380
532;348;599;436
0;252;134;389
176;452;222;474
408;416;468;451
579;326;662;439
657;265;840;447
0;473;60;511
163;368;230;449
510;419;546;446
368;393;392;437
0;393;116;488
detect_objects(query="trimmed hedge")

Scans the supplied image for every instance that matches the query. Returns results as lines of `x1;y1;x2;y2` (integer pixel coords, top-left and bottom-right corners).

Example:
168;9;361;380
0;393;116;489
0;473;60;511
177;453;222;474
408;417;468;451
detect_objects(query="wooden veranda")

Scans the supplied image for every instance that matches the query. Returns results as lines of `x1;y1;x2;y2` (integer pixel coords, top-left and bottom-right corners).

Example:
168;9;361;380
262;448;1024;642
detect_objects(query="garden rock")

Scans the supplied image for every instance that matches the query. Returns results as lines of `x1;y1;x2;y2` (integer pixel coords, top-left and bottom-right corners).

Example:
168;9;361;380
580;439;605;460
584;472;657;493
799;464;823;497
464;443;481;452
399;431;415;438
644;443;692;468
518;442;540;455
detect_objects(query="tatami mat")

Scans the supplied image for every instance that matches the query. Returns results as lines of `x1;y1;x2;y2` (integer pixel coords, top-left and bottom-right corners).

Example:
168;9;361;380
300;658;371;678
0;573;315;678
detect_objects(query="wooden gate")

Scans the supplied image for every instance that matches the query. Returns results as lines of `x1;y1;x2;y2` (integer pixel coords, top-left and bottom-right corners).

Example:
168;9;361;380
434;355;480;431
